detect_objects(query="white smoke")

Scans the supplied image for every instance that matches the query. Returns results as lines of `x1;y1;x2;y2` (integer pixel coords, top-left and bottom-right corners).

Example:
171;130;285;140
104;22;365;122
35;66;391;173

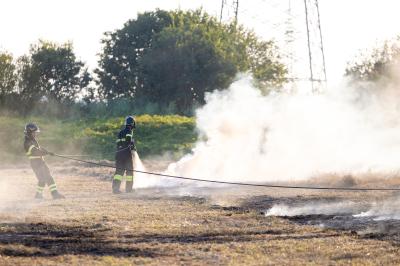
132;151;160;188
354;197;400;220
265;198;400;221
0;169;37;221
265;201;363;217
166;75;400;184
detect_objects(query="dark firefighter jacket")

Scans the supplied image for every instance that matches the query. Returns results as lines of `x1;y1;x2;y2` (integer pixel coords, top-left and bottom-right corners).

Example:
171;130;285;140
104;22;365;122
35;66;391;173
24;136;47;160
116;127;135;157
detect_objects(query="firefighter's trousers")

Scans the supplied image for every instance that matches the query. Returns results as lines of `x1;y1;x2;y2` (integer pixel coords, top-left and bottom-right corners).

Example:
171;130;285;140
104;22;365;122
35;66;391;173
113;153;134;193
30;158;58;195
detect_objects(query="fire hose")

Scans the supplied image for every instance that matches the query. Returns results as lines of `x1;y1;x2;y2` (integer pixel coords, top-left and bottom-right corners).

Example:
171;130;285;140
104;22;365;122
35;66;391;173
49;150;400;192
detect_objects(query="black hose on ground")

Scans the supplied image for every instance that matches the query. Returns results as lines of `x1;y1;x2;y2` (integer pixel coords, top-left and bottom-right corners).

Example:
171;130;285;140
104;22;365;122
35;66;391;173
51;153;400;192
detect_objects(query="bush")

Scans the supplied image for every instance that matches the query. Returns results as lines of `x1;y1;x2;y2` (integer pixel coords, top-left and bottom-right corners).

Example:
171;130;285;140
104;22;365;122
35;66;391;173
0;115;197;163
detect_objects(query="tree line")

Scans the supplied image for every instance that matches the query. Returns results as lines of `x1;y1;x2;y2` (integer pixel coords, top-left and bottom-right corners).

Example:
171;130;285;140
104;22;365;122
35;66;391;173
0;9;287;117
3;8;393;118
345;38;400;84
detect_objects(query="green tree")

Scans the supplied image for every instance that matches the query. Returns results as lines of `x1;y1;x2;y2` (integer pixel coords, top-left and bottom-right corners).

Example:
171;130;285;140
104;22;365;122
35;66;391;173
18;40;92;115
345;39;400;83
97;9;287;113
96;10;173;100
140;25;237;112
246;33;287;91
16;55;42;115
0;51;17;108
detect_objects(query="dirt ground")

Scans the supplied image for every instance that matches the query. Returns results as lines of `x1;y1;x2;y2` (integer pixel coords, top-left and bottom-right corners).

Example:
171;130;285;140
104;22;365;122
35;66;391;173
1;161;400;265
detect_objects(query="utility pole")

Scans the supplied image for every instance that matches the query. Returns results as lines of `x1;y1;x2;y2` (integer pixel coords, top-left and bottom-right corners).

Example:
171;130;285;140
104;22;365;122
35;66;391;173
220;0;239;24
234;0;239;25
220;0;225;22
303;0;327;92
285;0;294;75
218;0;327;93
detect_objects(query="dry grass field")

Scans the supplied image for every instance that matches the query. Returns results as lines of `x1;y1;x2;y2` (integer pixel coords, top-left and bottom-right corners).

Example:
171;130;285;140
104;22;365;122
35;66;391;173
1;161;400;265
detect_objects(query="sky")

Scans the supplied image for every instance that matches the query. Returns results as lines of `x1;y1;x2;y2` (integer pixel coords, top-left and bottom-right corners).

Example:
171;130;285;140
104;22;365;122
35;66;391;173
1;0;400;84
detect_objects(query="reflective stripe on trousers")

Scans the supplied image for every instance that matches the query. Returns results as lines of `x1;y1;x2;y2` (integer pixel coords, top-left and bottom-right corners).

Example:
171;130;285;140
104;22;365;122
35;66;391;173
113;174;123;181
49;183;57;192
37;186;45;194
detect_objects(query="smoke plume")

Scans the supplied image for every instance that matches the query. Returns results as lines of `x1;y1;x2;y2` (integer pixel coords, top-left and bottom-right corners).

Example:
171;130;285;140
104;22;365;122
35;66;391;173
165;75;400;185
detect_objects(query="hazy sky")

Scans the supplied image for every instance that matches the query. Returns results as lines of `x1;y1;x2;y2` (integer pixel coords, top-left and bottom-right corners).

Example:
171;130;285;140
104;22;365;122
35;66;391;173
1;0;400;84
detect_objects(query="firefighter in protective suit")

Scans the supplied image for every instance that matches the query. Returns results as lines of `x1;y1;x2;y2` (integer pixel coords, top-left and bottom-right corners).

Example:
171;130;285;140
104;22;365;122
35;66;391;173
24;123;65;199
112;116;136;194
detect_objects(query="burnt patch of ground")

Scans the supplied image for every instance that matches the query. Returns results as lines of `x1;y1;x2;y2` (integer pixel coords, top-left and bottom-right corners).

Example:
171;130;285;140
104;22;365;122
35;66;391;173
118;229;292;245
281;214;400;244
238;192;400;246
0;222;157;258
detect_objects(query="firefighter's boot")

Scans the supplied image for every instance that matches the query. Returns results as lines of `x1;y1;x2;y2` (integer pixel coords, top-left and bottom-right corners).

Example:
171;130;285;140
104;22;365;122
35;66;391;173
125;175;133;193
35;185;44;199
49;183;65;199
126;182;133;193
112;179;122;194
51;191;66;199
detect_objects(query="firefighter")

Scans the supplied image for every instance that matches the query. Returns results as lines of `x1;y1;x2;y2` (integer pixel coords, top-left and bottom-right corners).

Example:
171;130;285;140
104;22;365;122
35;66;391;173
24;123;65;199
112;116;136;194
